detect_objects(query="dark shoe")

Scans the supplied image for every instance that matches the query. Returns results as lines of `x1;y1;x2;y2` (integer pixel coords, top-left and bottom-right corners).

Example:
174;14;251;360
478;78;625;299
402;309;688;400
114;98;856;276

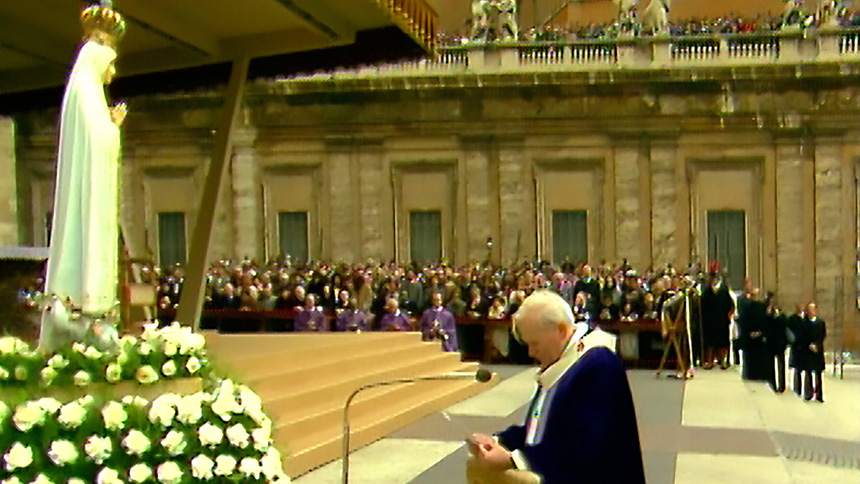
703;364;714;370
720;363;730;370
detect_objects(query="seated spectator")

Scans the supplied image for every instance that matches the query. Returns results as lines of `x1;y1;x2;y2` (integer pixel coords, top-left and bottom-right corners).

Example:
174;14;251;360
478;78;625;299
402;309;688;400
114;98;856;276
445;283;467;316
285;285;306;309
573;292;591;323
334;288;351;313
259;284;277;310
335;297;370;332
419;292;459;352
238;285;259;311
465;285;485;320
215;283;241;310
488;295;508;320
294;294;328;331
620;302;640;322
273;288;293;310
379;298;412;332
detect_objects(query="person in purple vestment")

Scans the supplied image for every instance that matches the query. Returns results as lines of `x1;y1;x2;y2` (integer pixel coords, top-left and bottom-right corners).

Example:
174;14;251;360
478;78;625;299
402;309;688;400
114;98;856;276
467;290;645;484
293;294;328;332
420;292;459;352
379;298;412;332
335;294;370;332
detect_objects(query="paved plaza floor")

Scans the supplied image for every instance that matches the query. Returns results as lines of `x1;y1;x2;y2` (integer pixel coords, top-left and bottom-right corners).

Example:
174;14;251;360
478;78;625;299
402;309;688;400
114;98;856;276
295;363;860;484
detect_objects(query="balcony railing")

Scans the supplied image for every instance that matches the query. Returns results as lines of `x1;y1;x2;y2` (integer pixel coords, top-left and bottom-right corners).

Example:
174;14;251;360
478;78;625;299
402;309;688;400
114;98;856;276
283;28;860;81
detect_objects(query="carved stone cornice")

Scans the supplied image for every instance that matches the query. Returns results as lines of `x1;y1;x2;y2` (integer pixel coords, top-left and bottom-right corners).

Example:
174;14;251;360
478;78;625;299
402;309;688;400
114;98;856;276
323;135;385;149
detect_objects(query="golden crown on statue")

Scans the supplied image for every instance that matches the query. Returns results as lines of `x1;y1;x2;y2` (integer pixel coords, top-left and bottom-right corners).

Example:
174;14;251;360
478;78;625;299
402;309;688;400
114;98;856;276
81;3;127;49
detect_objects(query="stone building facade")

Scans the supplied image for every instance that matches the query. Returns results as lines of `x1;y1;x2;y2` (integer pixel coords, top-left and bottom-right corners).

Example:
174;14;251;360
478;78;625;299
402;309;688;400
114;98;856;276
6;40;860;352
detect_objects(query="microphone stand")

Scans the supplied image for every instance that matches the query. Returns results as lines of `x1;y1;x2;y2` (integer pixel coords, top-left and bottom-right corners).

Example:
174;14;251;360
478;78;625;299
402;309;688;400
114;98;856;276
341;371;490;484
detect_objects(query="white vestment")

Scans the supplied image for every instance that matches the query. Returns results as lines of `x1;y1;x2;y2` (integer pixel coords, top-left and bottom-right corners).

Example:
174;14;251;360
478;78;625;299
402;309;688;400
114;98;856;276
39;41;120;351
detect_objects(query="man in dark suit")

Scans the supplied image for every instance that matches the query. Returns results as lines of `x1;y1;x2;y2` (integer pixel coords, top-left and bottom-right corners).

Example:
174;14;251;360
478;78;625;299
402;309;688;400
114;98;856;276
763;292;788;393
796;302;826;402
700;268;735;369
572;265;600;320
737;286;771;381
787;304;806;396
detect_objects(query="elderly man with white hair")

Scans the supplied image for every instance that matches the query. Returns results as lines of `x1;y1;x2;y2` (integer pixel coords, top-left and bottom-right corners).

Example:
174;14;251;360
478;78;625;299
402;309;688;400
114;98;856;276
467;290;645;484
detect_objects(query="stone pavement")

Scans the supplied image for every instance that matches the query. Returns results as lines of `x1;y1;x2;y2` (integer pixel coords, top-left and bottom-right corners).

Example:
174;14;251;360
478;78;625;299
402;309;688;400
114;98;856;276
294;364;860;484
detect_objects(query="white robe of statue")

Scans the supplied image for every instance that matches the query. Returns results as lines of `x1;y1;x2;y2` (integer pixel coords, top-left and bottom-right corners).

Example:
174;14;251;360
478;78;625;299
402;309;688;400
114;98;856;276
39;40;120;352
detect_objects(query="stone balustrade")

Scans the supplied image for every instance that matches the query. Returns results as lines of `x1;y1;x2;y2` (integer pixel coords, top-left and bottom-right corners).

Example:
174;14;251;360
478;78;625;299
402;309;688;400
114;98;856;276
285;28;860;81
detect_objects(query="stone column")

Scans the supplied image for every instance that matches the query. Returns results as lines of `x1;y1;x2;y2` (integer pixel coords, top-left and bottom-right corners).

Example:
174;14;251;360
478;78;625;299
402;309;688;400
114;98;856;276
774;138;805;310
0;118;18;245
650;141;678;269
814;140;844;324
358;145;385;262
326;145;357;263
461;137;492;262
231;126;261;260
613;143;641;268
498;141;527;264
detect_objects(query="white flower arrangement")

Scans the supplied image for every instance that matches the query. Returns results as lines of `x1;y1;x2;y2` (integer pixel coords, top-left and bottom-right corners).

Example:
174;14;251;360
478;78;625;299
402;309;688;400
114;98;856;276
226;423;251;448
58;397;91;429
160;429;187;456
0;324;211;389
3;442;33;471
197;422;224;448
240;457;263;479
161;359;177;377
73;370;91;386
122;430;151;455
48;440;79;466
84;435;113;464
128;463;153;483
156;461;183;484
0;325;289;484
214;454;237;476
101;401;127;431
95;468;123;484
190;454;215;479
12;402;46;432
136;365;159;385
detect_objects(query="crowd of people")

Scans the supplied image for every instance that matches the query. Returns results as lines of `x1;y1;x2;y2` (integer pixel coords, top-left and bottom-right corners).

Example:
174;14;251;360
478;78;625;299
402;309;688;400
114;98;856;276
436;7;860;46
150;257;707;325
16;255;827;401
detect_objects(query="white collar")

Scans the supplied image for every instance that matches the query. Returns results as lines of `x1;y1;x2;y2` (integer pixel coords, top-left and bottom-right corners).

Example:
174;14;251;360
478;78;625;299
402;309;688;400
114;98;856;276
537;324;616;391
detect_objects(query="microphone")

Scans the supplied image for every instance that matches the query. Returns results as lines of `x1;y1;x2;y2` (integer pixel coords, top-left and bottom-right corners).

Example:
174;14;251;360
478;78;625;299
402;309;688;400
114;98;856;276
341;368;493;484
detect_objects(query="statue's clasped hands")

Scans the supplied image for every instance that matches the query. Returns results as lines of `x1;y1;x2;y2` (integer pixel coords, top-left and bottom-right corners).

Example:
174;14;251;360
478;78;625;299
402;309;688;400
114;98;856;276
110;102;127;126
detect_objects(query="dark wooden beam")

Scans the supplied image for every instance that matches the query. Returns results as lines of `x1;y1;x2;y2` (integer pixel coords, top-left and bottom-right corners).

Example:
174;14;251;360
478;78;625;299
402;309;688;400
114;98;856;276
174;56;250;329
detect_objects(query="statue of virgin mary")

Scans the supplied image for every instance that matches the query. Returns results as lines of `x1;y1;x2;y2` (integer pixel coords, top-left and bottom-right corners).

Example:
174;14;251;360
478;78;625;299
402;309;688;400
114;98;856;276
39;3;127;352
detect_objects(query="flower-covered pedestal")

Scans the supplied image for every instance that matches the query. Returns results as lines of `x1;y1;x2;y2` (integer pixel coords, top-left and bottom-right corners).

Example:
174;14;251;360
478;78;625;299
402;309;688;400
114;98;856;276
0;324;291;484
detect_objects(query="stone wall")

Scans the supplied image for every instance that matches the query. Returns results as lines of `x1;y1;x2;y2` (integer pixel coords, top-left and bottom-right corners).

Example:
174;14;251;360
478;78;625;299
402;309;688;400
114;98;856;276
0;118;17;245
12;74;860;351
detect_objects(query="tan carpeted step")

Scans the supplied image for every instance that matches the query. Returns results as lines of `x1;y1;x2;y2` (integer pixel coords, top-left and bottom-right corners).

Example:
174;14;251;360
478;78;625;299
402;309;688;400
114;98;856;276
262;349;463;415
248;341;447;399
274;359;477;440
212;332;423;377
206;332;499;479
282;374;497;476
